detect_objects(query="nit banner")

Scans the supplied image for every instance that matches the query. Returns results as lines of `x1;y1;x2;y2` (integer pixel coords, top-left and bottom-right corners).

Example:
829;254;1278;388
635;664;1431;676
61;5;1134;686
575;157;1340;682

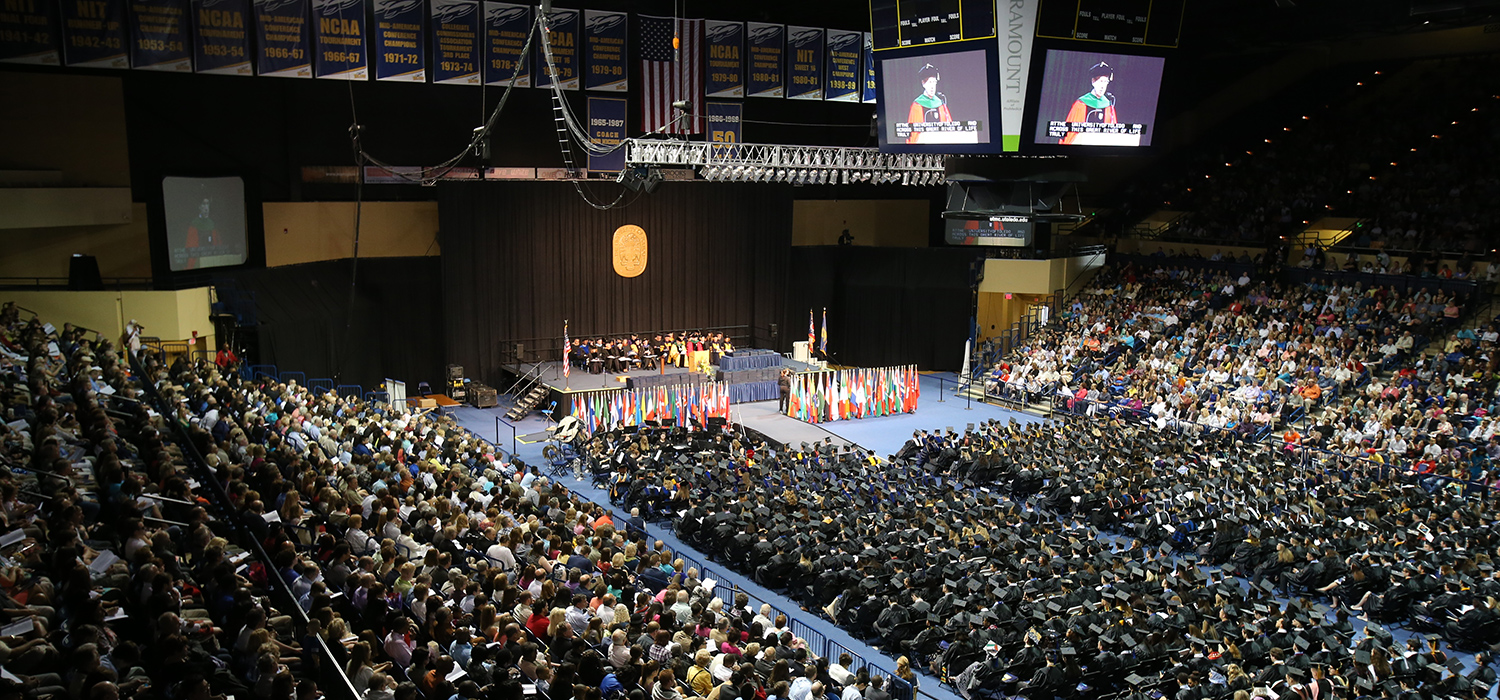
786;25;821;100
745;21;781;98
587;96;626;173
372;0;423;81
63;0;128;68
129;0;192;71
253;0;311;78
703;19;742;98
582;9;624;91
313;0;366;79
0;0;60;65
192;0;252;75
431;0;479;84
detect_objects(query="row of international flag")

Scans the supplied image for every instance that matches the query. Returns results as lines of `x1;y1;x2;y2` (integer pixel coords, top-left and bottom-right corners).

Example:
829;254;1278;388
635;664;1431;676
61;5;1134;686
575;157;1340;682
569;383;730;433
787;365;920;424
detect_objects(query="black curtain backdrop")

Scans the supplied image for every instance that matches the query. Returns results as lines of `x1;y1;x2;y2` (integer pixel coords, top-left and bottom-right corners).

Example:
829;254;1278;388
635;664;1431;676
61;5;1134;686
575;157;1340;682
212;257;444;391
787;247;978;371
439;181;792;389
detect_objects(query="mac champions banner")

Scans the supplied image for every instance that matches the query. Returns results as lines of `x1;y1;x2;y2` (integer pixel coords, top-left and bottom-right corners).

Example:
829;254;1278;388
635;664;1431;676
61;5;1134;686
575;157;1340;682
431;0;479;84
62;0;128;68
129;0;192;71
704;19;742;98
482;1;527;86
535;6;577;89
582;9;624;91
312;0;366;79
0;0;61;65
253;0;311;77
998;0;1037;152
786;25;822;100
192;0;252;75
587;96;626;172
372;0;423;81
823;28;860;102
745;22;782;98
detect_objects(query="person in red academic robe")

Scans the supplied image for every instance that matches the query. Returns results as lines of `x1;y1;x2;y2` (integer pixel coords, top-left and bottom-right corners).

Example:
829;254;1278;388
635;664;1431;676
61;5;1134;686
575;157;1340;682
905;63;952;144
1060;62;1118;144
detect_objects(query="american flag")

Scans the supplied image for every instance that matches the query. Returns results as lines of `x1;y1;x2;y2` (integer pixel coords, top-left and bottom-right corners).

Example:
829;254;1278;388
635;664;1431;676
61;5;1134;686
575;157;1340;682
639;14;701;134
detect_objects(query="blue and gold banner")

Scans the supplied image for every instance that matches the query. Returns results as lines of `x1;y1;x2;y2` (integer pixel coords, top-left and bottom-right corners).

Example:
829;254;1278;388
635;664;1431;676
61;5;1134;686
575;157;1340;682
129;0;191;70
483;1;527;86
745;21;781;98
587;96;626;172
704;19;742;98
253;0;311;77
823;28;860;102
0;0;61;65
582;9;623;91
62;0;128;68
705;100;741;144
431;0;479;84
534;6;576;89
312;0;365;79
192;0;251;75
862;31;876;103
786;25;822;100
372;0;423;81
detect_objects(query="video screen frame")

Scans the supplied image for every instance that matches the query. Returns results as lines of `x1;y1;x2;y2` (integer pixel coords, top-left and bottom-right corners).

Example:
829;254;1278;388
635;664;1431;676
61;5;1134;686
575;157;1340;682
875;41;1004;155
1029;48;1166;148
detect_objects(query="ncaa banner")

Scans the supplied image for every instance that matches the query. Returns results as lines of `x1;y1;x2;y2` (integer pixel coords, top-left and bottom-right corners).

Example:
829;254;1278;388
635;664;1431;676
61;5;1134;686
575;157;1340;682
129;0;192;71
704;100;741;144
534;6;577;89
703;20;742;98
786;25;822;100
745;22;782;98
862;32;876;103
372;0;423;81
0;0;61;65
192;0;251;75
431;0;479;84
62;0;128;68
998;0;1036;152
823;28;860;102
313;0;366;79
582;10;624;91
253;0;311;77
483;1;528;86
586;97;626;173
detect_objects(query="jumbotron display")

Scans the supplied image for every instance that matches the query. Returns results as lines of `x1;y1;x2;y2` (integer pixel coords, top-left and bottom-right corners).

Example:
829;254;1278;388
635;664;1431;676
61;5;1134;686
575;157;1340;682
879;49;992;147
1032;49;1165;148
945;216;1033;247
869;0;996;51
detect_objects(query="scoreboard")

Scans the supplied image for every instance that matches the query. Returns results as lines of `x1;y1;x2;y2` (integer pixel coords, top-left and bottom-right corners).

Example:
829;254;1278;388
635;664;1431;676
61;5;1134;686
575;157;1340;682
1036;0;1185;48
869;0;996;51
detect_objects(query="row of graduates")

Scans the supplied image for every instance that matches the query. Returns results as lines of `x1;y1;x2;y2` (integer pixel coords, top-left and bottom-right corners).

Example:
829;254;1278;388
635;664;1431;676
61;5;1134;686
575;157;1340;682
567;332;734;374
592;412;1500;700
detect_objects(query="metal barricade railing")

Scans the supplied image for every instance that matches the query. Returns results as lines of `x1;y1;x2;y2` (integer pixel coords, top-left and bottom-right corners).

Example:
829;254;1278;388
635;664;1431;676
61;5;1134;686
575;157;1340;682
280;370;306;387
365;391;390;405
309;378;335;396
251;364;278;381
336;384;363;398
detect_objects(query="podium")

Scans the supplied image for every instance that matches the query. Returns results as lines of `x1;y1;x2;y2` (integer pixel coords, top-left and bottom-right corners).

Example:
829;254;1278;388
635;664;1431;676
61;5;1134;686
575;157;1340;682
792;341;811;364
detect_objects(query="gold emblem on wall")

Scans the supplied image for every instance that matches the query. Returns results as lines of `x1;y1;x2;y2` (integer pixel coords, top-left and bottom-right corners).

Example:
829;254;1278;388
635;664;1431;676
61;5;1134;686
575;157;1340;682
613;225;647;278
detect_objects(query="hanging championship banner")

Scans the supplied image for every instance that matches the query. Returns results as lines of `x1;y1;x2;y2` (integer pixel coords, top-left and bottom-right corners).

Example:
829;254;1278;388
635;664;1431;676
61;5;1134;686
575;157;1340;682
431;0;479;84
705;100;741;144
587;96;626;173
62;0;128;68
862;32;877;103
704;20;742;98
253;0;311;77
823;28;860;102
483;2;529;86
0;0;61;65
129;0;191;70
535;7;577;89
745;22;782;98
372;0;422;81
312;0;365;79
786;25;822;100
582;10;624;91
192;0;251;75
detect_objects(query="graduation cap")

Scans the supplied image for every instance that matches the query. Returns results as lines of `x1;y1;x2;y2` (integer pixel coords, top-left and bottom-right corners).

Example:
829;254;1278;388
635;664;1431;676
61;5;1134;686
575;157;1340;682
1293;636;1311;651
1355;677;1374;692
1354;650;1371;665
1446;658;1466;674
1124;674;1147;687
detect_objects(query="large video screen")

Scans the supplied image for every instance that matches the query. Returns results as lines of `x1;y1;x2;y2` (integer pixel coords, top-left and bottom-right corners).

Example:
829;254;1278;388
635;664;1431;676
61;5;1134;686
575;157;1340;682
945;216;1032;247
879;48;991;147
1032;50;1165;148
163;177;249;272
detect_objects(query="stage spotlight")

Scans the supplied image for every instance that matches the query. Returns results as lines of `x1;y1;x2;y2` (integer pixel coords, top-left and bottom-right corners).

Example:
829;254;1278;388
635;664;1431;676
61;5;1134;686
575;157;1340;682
902;172;911;186
701;166;714;181
776;168;788;182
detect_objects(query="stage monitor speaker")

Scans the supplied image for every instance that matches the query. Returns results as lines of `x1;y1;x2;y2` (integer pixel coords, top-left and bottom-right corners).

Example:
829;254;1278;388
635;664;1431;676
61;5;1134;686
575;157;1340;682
68;254;103;291
447;364;464;380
